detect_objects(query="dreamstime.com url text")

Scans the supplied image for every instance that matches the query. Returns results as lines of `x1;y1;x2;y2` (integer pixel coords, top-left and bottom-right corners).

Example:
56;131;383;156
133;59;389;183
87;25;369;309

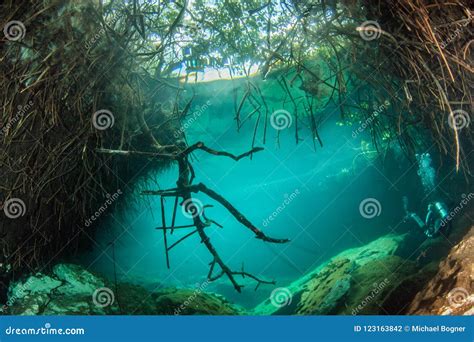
4;323;85;336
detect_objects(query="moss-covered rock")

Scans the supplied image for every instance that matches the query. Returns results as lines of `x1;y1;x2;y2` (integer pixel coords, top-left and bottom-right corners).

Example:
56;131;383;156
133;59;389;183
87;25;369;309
2;263;241;315
333;233;406;267
297;259;353;314
153;288;240;315
253;233;409;315
341;255;417;315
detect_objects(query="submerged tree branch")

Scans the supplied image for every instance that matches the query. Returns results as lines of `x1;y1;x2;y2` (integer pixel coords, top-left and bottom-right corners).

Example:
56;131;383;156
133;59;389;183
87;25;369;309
103;142;289;291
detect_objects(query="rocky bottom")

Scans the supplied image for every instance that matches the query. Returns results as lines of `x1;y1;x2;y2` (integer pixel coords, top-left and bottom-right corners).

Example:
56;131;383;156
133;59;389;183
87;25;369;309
3;215;472;316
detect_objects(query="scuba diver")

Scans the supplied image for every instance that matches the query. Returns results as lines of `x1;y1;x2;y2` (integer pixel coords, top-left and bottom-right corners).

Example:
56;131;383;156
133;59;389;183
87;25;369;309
401;152;452;238
402;196;451;237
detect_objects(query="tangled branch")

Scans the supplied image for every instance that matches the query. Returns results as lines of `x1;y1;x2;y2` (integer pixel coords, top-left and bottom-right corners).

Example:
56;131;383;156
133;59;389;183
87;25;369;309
103;142;290;292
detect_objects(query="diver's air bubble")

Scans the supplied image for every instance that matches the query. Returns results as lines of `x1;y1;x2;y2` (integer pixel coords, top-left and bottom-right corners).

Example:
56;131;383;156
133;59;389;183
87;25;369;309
416;153;436;194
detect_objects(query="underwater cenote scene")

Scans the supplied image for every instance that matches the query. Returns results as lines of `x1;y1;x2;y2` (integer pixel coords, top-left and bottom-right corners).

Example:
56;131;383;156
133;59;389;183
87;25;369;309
0;0;473;338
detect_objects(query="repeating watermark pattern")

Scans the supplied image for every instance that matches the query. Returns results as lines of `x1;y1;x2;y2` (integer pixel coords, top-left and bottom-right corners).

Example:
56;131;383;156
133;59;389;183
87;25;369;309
181;198;204;219
356;21;381;41
448;109;470;130
352;100;390;138
440;13;473;49
2;277;34;310
270;287;292;308
174;100;211;138
3;198;26;219
3;20;26;41
162;98;176;113
447;287;470;308
270;109;292;130
359;198;382;219
92;287;115;308
1;100;34;137
262;189;300;227
92;109;115;130
351;278;389;315
85;12;125;52
174;280;210;315
440;192;473;228
84;189;122;227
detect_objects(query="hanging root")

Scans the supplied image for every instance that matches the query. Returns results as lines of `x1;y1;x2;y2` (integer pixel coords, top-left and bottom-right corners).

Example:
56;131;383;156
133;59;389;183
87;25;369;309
139;143;289;292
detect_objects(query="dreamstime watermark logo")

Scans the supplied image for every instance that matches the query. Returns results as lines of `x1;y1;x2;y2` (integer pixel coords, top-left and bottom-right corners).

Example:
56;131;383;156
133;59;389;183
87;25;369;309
262;189;300;227
270;109;292;130
448;109;470;130
1;100;34;137
85;12;125;51
440;192;473;228
2;277;34;310
440;13;473;49
447;287;470;308
270;287;292;308
174;100;211;138
84;189;122;227
352;100;390;138
92;287;115;308
92;109;115;130
3;21;26;41
162;98;176;113
3;198;26;219
359;198;382;219
5;323;85;336
181;198;204;219
352;278;389;315
356;21;381;41
174;280;210;315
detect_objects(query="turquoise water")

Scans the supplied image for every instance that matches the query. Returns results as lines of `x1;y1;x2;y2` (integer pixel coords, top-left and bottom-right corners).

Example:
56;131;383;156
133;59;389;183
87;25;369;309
79;76;423;308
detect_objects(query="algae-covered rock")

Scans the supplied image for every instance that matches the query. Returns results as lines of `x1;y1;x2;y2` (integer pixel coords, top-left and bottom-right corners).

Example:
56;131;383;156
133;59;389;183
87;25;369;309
2;263;241;315
295;255;417;316
253;233;408;315
153;288;241;315
6;273;62;315
5;265;112;315
53;264;105;295
342;255;417;315
9;274;62;298
333;233;407;267
296;259;353;314
110;282;241;315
